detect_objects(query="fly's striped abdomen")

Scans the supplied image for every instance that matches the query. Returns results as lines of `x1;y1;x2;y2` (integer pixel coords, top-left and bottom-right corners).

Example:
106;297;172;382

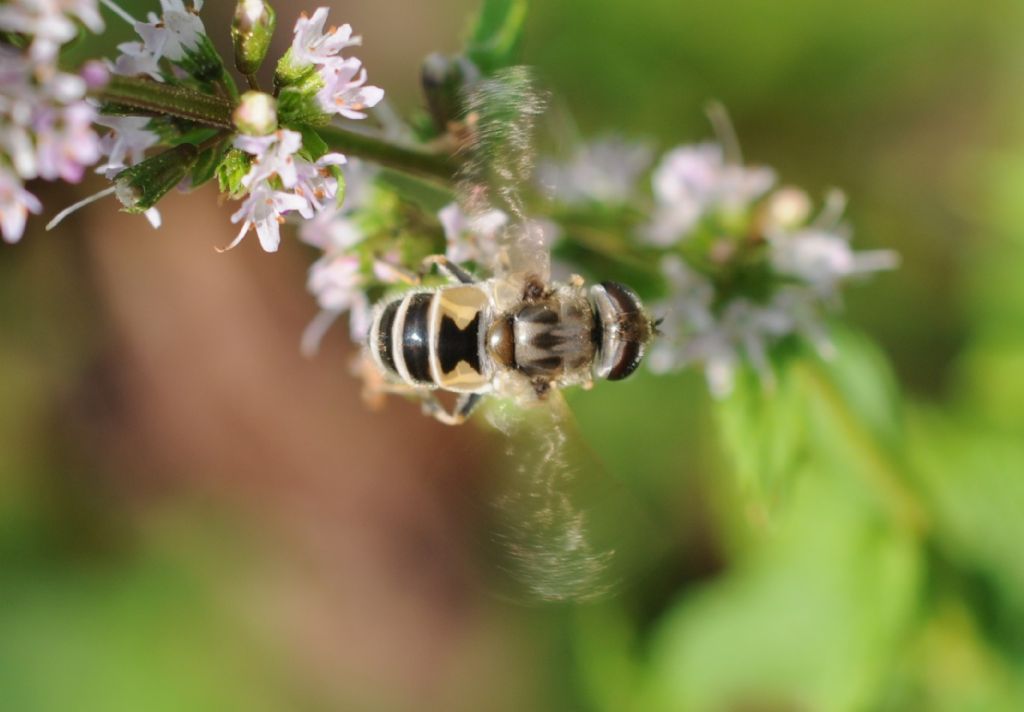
369;286;491;394
401;293;433;383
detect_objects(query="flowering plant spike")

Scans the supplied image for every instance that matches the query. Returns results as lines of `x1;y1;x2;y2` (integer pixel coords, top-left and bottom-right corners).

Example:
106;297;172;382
0;0;896;401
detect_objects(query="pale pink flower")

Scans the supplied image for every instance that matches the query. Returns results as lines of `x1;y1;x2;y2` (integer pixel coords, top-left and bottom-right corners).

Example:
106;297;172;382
647;255;795;397
230;131;350;252
298;159;377;250
0;167;42;243
33;102;101;182
112;22;169;81
153;0;206;62
229;182;310;252
648;185;899;397
302;254;372;352
93;115;163;229
308;254;368;316
1;51;99;184
439;202;509;265
235;129;304;189
294;152;346;213
316;58;384;120
0;0;103;62
537;137;652;206
110;0;207;80
645;143;775;246
770;229;899;294
290;8;361;69
94;115;161;178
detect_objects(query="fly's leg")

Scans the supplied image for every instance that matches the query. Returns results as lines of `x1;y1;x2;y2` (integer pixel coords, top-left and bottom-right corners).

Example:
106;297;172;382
357;352;424;410
419;255;478;285
372;259;421;286
421;392;483;426
374;255;478;286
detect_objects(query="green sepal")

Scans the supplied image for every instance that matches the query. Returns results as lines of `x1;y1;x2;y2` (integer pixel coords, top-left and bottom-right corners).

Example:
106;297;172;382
274;48;316;89
334;169;347;208
466;0;528;74
277;78;331;128
191;138;230;188
113;144;200;213
178;34;227;85
217;148;252;199
298;127;328;161
232;0;277;76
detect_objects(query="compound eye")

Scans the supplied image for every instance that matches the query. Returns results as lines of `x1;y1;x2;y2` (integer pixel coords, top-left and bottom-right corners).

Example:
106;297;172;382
591;282;649;381
599;281;644;315
597;338;643;381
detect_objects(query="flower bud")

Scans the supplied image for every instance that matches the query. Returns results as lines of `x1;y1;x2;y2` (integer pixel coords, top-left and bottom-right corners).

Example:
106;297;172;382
232;0;276;76
80;60;110;91
765;187;812;230
233;91;278;135
113;144;199;213
421;53;479;132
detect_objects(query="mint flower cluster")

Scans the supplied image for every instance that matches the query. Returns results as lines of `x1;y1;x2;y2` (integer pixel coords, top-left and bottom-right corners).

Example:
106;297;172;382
0;0;897;398
0;0;106;242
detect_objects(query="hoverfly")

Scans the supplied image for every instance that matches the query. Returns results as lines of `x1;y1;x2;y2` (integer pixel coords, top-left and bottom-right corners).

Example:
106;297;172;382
362;68;659;601
365;65;657;426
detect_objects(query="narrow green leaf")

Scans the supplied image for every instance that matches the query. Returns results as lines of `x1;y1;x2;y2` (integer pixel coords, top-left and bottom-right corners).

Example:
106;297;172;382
466;0;529;73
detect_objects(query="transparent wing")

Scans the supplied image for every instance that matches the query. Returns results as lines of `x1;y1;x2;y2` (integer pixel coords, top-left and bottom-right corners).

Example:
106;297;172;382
457;67;550;285
481;391;652;603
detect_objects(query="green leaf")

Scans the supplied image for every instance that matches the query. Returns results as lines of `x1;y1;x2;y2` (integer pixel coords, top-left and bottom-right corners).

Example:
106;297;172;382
715;328;912;524
716;351;810;504
640;468;923;712
908;409;1024;654
466;0;529;73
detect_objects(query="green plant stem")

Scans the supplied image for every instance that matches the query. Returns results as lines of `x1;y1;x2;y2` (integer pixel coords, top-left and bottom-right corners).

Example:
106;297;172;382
99;76;235;129
796;359;930;536
317;125;458;182
98;78;459;183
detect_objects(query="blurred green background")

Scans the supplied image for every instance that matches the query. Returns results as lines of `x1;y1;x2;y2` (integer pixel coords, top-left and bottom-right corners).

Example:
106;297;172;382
3;0;1024;709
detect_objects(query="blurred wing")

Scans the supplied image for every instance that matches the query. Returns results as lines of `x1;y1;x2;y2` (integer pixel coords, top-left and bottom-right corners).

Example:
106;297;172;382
457;67;550;284
483;390;644;603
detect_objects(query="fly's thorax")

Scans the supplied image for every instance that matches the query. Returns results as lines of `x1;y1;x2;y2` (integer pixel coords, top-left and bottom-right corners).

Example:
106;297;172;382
502;290;596;382
590;281;653;381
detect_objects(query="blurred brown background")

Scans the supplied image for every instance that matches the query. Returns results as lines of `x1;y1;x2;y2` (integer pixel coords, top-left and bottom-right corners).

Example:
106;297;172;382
4;0;1024;709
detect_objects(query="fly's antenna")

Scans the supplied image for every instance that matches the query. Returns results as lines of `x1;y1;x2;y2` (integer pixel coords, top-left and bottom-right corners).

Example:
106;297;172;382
651;316;665;339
